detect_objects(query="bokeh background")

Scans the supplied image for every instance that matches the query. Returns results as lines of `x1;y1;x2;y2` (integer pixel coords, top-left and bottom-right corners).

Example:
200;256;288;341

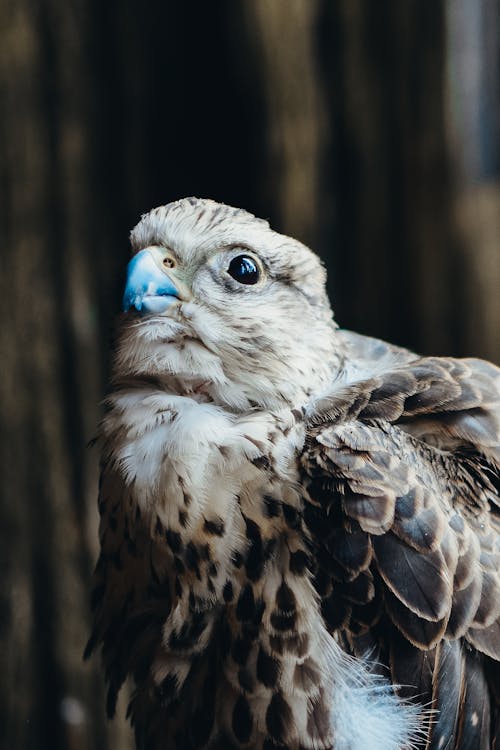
1;1;499;748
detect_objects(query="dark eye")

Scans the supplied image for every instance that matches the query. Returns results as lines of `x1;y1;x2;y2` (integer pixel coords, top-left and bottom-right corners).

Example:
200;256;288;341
227;255;260;285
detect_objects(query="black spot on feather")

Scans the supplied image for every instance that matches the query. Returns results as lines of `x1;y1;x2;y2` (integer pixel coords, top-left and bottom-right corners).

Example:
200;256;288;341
244;517;265;581
307;698;331;742
231;550;243;568
166;529;182;553
238;667;254;692
269;635;285;655
312;568;332;597
283;504;300;529
294;658;321;692
185;542;200;572
236;584;256;622
263;495;281;518
321;590;351;630
276;582;296;611
219;625;232;660
198;544;210;563
223;580;234;602
232;695;253;743
232;636;252;665
290;550;309;576
203;517;225;536
271;611;297;631
290;633;309;657
266;692;292;742
252;455;270;470
257;647;280;687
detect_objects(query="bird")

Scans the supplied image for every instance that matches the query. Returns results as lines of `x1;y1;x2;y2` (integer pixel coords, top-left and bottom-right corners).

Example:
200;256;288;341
86;197;500;750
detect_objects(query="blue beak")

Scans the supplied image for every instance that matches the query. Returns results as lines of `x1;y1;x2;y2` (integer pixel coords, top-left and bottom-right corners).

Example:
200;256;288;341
122;249;181;314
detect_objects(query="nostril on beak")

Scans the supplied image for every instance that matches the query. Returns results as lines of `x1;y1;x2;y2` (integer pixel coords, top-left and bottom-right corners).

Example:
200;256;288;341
162;256;176;269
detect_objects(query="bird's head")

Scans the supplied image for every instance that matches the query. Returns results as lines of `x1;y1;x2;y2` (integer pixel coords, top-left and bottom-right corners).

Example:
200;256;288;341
114;197;341;410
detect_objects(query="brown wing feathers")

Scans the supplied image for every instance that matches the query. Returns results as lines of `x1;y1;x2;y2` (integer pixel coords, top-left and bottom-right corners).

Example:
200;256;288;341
310;355;500;461
303;353;500;748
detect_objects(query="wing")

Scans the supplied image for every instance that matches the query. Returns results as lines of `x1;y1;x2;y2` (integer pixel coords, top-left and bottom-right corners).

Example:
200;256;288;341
301;339;500;749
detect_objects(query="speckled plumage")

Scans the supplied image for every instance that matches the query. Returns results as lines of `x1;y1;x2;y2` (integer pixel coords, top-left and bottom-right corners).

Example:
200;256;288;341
87;198;500;749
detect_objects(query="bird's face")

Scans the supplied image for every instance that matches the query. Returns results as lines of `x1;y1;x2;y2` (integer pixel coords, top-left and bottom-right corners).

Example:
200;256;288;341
115;198;340;410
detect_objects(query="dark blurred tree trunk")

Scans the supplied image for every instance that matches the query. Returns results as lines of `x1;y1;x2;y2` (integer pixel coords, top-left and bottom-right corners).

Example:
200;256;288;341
445;0;500;363
316;0;460;355
241;0;327;250
0;1;130;748
0;1;498;749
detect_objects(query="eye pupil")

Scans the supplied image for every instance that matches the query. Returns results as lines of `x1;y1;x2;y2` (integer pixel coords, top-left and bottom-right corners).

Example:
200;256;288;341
227;255;260;285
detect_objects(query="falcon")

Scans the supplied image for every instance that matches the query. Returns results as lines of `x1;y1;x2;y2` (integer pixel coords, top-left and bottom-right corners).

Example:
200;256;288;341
86;197;500;749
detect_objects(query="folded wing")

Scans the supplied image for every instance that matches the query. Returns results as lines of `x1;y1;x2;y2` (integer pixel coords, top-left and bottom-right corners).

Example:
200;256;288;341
302;334;500;748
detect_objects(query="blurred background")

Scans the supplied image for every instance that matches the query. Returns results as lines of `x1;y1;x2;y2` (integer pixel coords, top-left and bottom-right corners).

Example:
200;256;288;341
1;1;499;748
